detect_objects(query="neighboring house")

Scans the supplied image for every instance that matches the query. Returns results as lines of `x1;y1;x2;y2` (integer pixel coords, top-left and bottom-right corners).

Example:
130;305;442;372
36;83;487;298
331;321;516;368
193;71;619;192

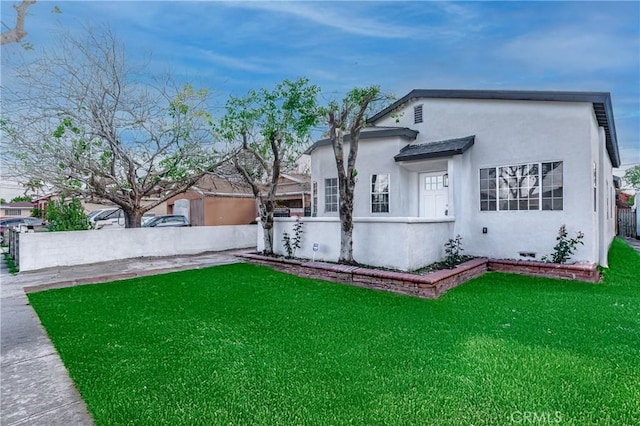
167;173;312;226
292;89;619;269
0;201;34;218
166;174;258;226
274;173;311;217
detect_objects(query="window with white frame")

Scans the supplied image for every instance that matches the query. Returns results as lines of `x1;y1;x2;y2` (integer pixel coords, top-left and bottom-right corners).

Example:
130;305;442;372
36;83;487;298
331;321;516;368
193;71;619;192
324;178;338;212
480;161;563;211
371;174;390;213
4;209;23;216
312;181;318;216
414;104;423;124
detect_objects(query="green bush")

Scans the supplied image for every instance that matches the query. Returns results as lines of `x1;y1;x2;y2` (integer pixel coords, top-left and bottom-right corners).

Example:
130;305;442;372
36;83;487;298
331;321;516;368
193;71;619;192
46;197;91;231
541;225;584;264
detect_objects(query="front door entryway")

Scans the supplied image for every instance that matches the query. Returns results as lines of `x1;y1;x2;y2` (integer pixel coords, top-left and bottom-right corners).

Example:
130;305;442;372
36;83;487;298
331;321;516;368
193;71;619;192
419;172;448;217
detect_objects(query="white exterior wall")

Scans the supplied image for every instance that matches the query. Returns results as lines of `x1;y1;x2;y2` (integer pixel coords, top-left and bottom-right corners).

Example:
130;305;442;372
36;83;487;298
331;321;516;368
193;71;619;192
309;98;615;265
18;225;257;271
261;217;453;271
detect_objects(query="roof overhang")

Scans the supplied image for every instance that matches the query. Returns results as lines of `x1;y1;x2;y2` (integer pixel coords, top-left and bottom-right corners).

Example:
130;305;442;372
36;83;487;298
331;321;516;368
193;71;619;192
304;127;418;155
394;135;475;162
369;89;620;167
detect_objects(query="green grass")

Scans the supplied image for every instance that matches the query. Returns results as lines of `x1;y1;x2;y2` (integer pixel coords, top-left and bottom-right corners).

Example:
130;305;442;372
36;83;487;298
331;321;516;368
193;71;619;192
3;251;18;274
29;238;640;425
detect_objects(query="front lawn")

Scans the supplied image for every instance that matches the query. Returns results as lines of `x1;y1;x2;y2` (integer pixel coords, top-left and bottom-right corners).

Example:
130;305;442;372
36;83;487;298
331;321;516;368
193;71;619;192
28;238;640;425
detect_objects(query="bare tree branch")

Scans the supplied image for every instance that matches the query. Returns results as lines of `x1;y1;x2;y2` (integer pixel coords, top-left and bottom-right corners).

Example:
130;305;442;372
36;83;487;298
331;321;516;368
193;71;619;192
1;0;36;45
1;25;225;227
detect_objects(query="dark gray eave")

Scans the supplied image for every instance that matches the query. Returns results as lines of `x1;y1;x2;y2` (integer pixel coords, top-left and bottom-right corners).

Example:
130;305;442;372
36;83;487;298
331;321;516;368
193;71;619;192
304;127;418;155
368;89;620;167
395;135;475;162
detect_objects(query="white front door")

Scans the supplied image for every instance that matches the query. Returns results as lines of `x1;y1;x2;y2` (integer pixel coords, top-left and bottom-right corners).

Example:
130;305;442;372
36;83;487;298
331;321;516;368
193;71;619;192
419;172;448;217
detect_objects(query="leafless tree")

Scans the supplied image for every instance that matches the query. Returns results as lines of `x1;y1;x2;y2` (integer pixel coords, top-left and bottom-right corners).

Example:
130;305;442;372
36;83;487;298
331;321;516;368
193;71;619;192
1;26;225;227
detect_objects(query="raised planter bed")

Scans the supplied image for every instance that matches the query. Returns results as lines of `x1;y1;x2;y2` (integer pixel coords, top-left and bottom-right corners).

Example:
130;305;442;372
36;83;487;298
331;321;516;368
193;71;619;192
488;259;600;283
238;253;601;299
237;253;487;299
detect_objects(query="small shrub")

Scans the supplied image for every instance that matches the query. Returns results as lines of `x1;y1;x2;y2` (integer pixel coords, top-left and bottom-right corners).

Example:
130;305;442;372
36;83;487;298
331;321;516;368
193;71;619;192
444;234;464;268
31;207;44;219
541;225;584;264
46;196;92;232
282;218;304;259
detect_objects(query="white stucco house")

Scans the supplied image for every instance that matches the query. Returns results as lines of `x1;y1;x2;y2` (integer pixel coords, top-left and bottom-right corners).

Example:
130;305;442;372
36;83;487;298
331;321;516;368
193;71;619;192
266;89;620;270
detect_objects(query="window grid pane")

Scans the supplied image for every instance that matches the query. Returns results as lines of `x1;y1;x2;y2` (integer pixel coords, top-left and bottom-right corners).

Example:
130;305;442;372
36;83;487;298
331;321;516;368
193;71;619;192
312;181;318;216
324;178;338;212
541;161;563;211
371;174;390;213
482;161;562;212
479;168;497;211
498;164;539;211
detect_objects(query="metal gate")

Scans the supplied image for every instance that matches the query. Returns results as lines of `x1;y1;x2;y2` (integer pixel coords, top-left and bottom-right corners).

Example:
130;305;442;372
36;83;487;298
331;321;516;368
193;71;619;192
617;207;637;237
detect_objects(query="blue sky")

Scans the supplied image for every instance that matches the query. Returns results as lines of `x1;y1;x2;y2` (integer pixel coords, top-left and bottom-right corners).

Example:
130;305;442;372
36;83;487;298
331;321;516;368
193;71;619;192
2;0;639;166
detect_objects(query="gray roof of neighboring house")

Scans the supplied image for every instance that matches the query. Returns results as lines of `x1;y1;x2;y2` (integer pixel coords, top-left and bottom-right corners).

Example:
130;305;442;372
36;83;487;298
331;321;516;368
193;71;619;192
304;126;418;154
394;135;475;162
1;202;34;208
367;89;620;167
613;175;622;189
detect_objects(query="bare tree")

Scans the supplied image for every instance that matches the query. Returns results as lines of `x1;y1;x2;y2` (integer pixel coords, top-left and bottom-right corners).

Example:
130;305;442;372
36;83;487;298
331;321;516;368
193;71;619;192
321;86;389;264
1;0;36;46
216;78;320;254
1;26;225;227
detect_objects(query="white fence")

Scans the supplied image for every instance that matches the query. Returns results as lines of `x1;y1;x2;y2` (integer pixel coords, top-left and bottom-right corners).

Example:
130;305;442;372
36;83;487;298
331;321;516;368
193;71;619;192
13;225;257;272
260;217;455;271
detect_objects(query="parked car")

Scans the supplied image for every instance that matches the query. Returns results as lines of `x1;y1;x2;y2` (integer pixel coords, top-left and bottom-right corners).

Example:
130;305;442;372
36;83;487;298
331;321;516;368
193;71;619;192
142;215;190;228
90;208;123;230
89;208;156;229
0;217;45;244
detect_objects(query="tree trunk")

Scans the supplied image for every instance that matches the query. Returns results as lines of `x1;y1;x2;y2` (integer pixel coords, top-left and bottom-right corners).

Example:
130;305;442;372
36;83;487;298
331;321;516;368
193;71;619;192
339;212;354;263
338;186;355;264
261;206;274;255
123;209;143;228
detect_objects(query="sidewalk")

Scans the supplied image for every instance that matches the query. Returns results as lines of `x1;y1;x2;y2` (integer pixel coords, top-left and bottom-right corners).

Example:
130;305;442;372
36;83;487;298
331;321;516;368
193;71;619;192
624;236;640;254
1;250;244;426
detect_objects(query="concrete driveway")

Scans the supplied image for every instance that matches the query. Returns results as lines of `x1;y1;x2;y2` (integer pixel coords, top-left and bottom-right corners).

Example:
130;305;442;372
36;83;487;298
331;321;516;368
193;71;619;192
1;250;243;425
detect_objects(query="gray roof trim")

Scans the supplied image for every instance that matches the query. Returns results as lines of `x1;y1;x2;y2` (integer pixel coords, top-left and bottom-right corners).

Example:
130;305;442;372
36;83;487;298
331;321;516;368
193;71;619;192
304;127;418;154
395;135;475;162
369;89;620;167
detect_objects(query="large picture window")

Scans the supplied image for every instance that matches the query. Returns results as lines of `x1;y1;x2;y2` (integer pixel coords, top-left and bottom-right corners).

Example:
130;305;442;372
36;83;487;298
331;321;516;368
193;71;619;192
480;161;562;211
324;178;338;212
371;174;390;213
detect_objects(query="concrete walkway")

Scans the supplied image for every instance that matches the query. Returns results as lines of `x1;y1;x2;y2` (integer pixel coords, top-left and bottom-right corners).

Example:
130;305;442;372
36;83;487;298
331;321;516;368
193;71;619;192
624;237;640;254
1;250;243;426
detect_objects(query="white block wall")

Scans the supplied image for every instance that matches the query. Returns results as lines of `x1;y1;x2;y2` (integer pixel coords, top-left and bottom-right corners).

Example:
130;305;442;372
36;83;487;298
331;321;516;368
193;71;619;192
17;225;257;271
261;217;454;271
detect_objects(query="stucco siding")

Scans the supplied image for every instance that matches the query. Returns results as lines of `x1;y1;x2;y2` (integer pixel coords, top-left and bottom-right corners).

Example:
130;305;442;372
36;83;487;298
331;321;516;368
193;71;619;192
266;217;453;270
310;97;616;266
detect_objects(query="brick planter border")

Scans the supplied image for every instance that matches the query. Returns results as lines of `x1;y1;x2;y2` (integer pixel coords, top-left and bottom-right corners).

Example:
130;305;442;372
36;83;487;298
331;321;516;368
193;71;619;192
487;259;600;283
237;253;601;299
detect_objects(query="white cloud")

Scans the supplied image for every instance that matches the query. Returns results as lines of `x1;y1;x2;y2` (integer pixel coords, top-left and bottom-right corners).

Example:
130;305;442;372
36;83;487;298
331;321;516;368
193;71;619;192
223;1;416;39
501;28;639;73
